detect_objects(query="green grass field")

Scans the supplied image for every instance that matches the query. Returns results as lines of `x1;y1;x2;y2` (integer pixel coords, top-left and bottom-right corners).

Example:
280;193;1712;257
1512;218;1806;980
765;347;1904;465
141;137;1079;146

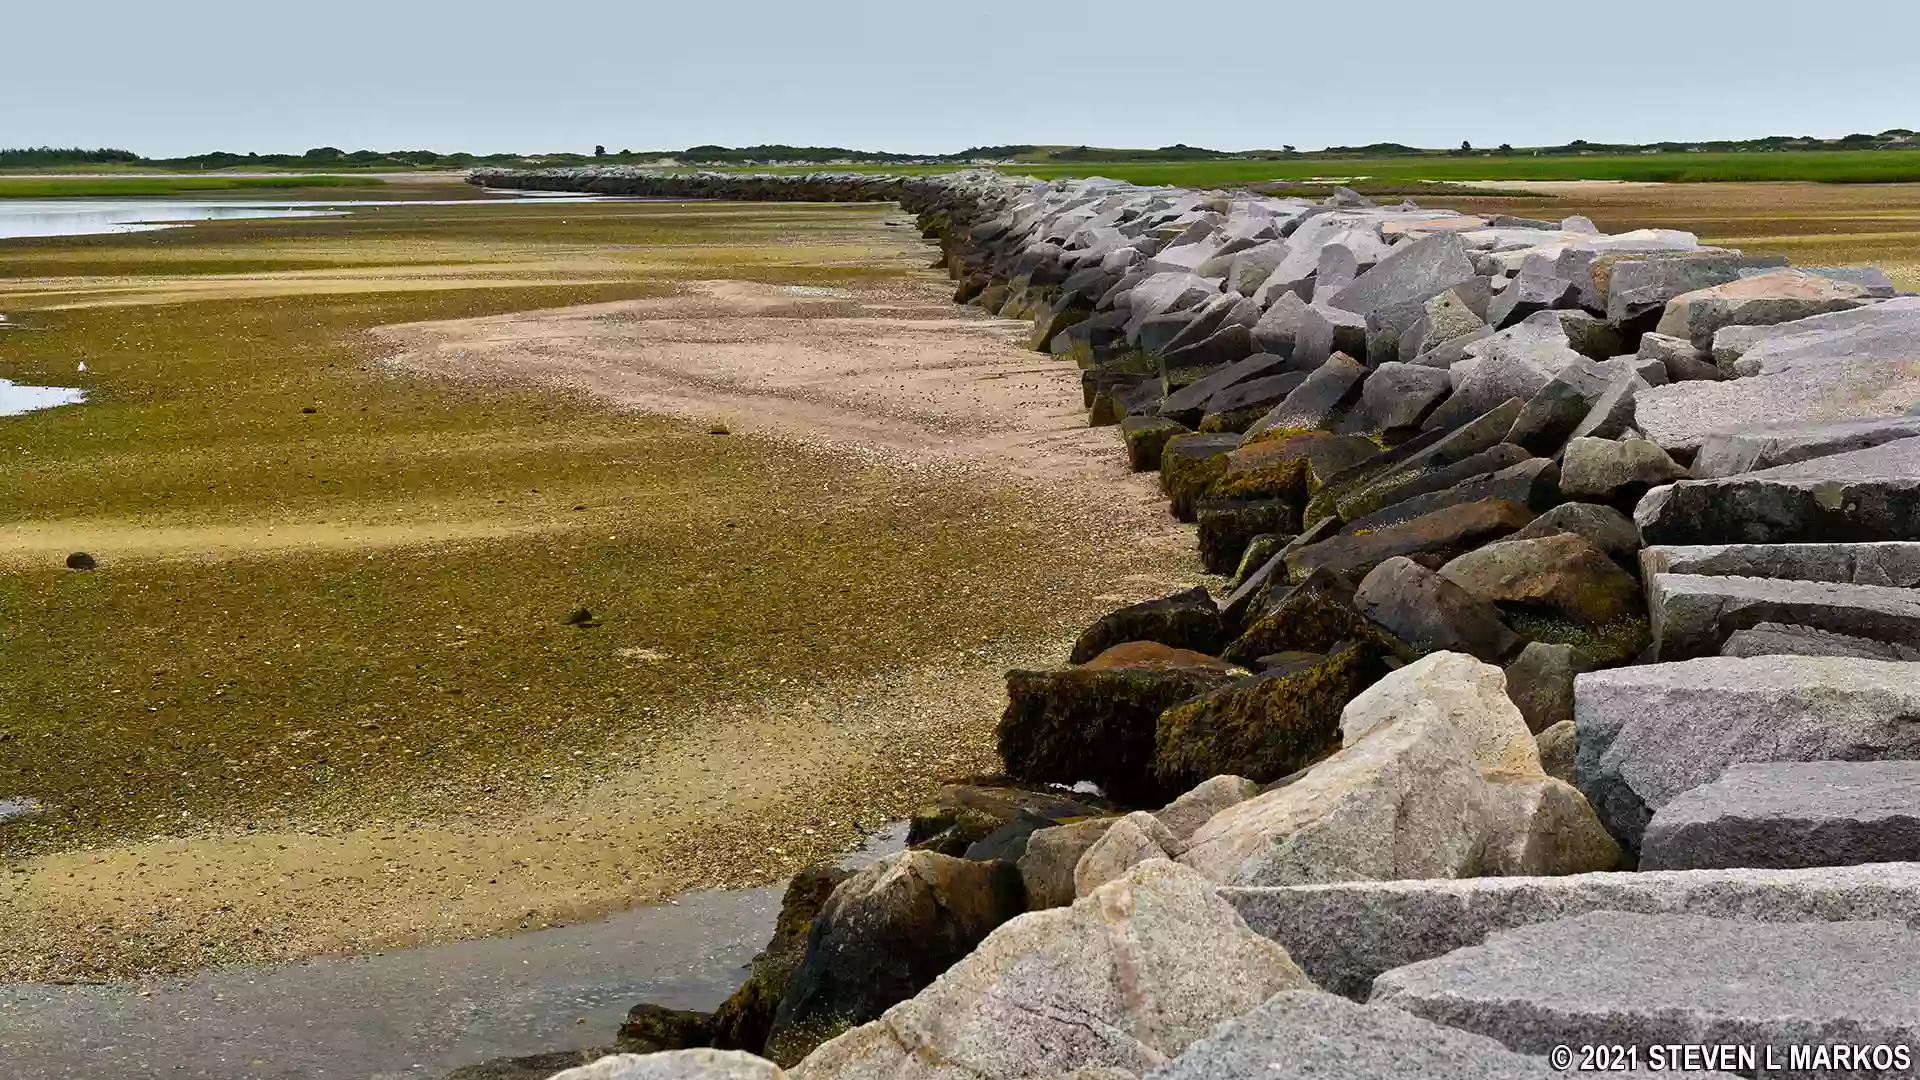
0;175;388;198
729;149;1920;187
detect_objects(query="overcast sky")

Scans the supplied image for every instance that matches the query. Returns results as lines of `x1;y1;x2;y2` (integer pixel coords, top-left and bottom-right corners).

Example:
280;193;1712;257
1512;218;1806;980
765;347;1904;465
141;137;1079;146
7;0;1919;157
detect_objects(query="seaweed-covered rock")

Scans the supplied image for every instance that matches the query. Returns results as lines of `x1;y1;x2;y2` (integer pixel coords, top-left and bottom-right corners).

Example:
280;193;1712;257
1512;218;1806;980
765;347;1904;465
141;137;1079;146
1000;656;1245;803
620;1006;718;1053
764;851;1025;1065
1222;568;1381;667
1160;433;1244;522
706;867;850;1054
1068;587;1224;665
1119;414;1190;472
1197;499;1301;575
1210;432;1380;504
1152;641;1382;796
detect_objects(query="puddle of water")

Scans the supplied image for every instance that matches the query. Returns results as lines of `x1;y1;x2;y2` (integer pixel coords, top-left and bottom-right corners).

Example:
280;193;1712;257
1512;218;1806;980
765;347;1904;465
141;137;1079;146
0;379;86;416
0;796;46;824
0;192;647;241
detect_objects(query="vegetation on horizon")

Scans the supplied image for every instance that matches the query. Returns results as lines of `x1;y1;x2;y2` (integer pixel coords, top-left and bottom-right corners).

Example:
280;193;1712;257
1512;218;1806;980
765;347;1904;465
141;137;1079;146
0;174;388;198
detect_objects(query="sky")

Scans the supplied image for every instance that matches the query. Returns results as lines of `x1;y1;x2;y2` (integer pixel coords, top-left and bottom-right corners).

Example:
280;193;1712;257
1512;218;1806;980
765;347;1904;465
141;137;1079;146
7;0;1920;158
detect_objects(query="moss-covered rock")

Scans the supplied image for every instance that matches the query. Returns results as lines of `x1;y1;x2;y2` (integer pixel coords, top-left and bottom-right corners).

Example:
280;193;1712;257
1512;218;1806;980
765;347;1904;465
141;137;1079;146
1030;302;1091;353
1232;533;1290;590
1196;498;1301;575
1506;610;1651;668
975;281;1009;313
1220;567;1390;668
1151;640;1382;794
618;1003;717;1053
1209;432;1381;504
1068;586;1224;664
706;864;852;1054
1119;414;1191;472
1160;433;1243;522
999;661;1244;803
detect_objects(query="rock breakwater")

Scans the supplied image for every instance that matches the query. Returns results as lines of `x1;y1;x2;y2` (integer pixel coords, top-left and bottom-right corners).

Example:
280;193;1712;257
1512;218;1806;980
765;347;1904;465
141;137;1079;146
462;166;1920;1080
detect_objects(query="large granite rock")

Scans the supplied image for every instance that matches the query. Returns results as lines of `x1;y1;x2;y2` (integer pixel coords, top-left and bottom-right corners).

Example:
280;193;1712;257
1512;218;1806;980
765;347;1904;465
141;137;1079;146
546;1050;788;1080
1245;352;1365;436
1069;588;1224;665
1634;361;1920;456
1158;352;1297;427
1158;433;1244;522
1641;761;1920;871
1179;705;1615;888
765;850;1026;1065
1721;295;1920;379
1654;268;1872;350
1146;990;1697;1080
1353;557;1526;664
789;860;1314;1080
1337;652;1539;775
1016;818;1115;911
1573;656;1920;851
1439;532;1644;626
1635;436;1920;545
1287;498;1537;584
1647;572;1920;660
1506;502;1643;568
1559;437;1687;506
1690;415;1920;478
1503;642;1586;735
1290;304;1367;368
1640;542;1920;587
907;782;1110;859
1074;811;1179;897
1600;252;1747;326
1120;415;1190;472
1369;912;1920;1072
1720;622;1912;661
1153;775;1260;847
709;866;852;1055
1325;233;1476;316
1358;362;1454;431
1223;862;1920;1000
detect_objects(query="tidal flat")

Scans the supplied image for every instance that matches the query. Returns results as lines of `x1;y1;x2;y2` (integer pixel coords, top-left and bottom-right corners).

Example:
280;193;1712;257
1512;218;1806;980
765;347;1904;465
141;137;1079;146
0;189;1198;981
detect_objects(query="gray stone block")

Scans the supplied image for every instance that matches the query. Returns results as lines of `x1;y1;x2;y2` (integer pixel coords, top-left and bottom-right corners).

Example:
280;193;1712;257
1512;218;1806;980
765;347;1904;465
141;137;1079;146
1573;656;1920;851
1642;761;1920;871
1325;233;1476;317
1147;990;1712;1080
1641;542;1920;587
1691;415;1920;478
1223;862;1920;1001
1722;622;1910;661
1369;912;1920;1076
1634;360;1920;457
1648;572;1920;660
1635;436;1920;546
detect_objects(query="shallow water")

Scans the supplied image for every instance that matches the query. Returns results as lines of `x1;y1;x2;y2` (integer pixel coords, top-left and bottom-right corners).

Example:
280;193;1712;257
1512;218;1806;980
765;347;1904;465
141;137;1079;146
0;823;908;1080
0;378;86;416
0;191;641;241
